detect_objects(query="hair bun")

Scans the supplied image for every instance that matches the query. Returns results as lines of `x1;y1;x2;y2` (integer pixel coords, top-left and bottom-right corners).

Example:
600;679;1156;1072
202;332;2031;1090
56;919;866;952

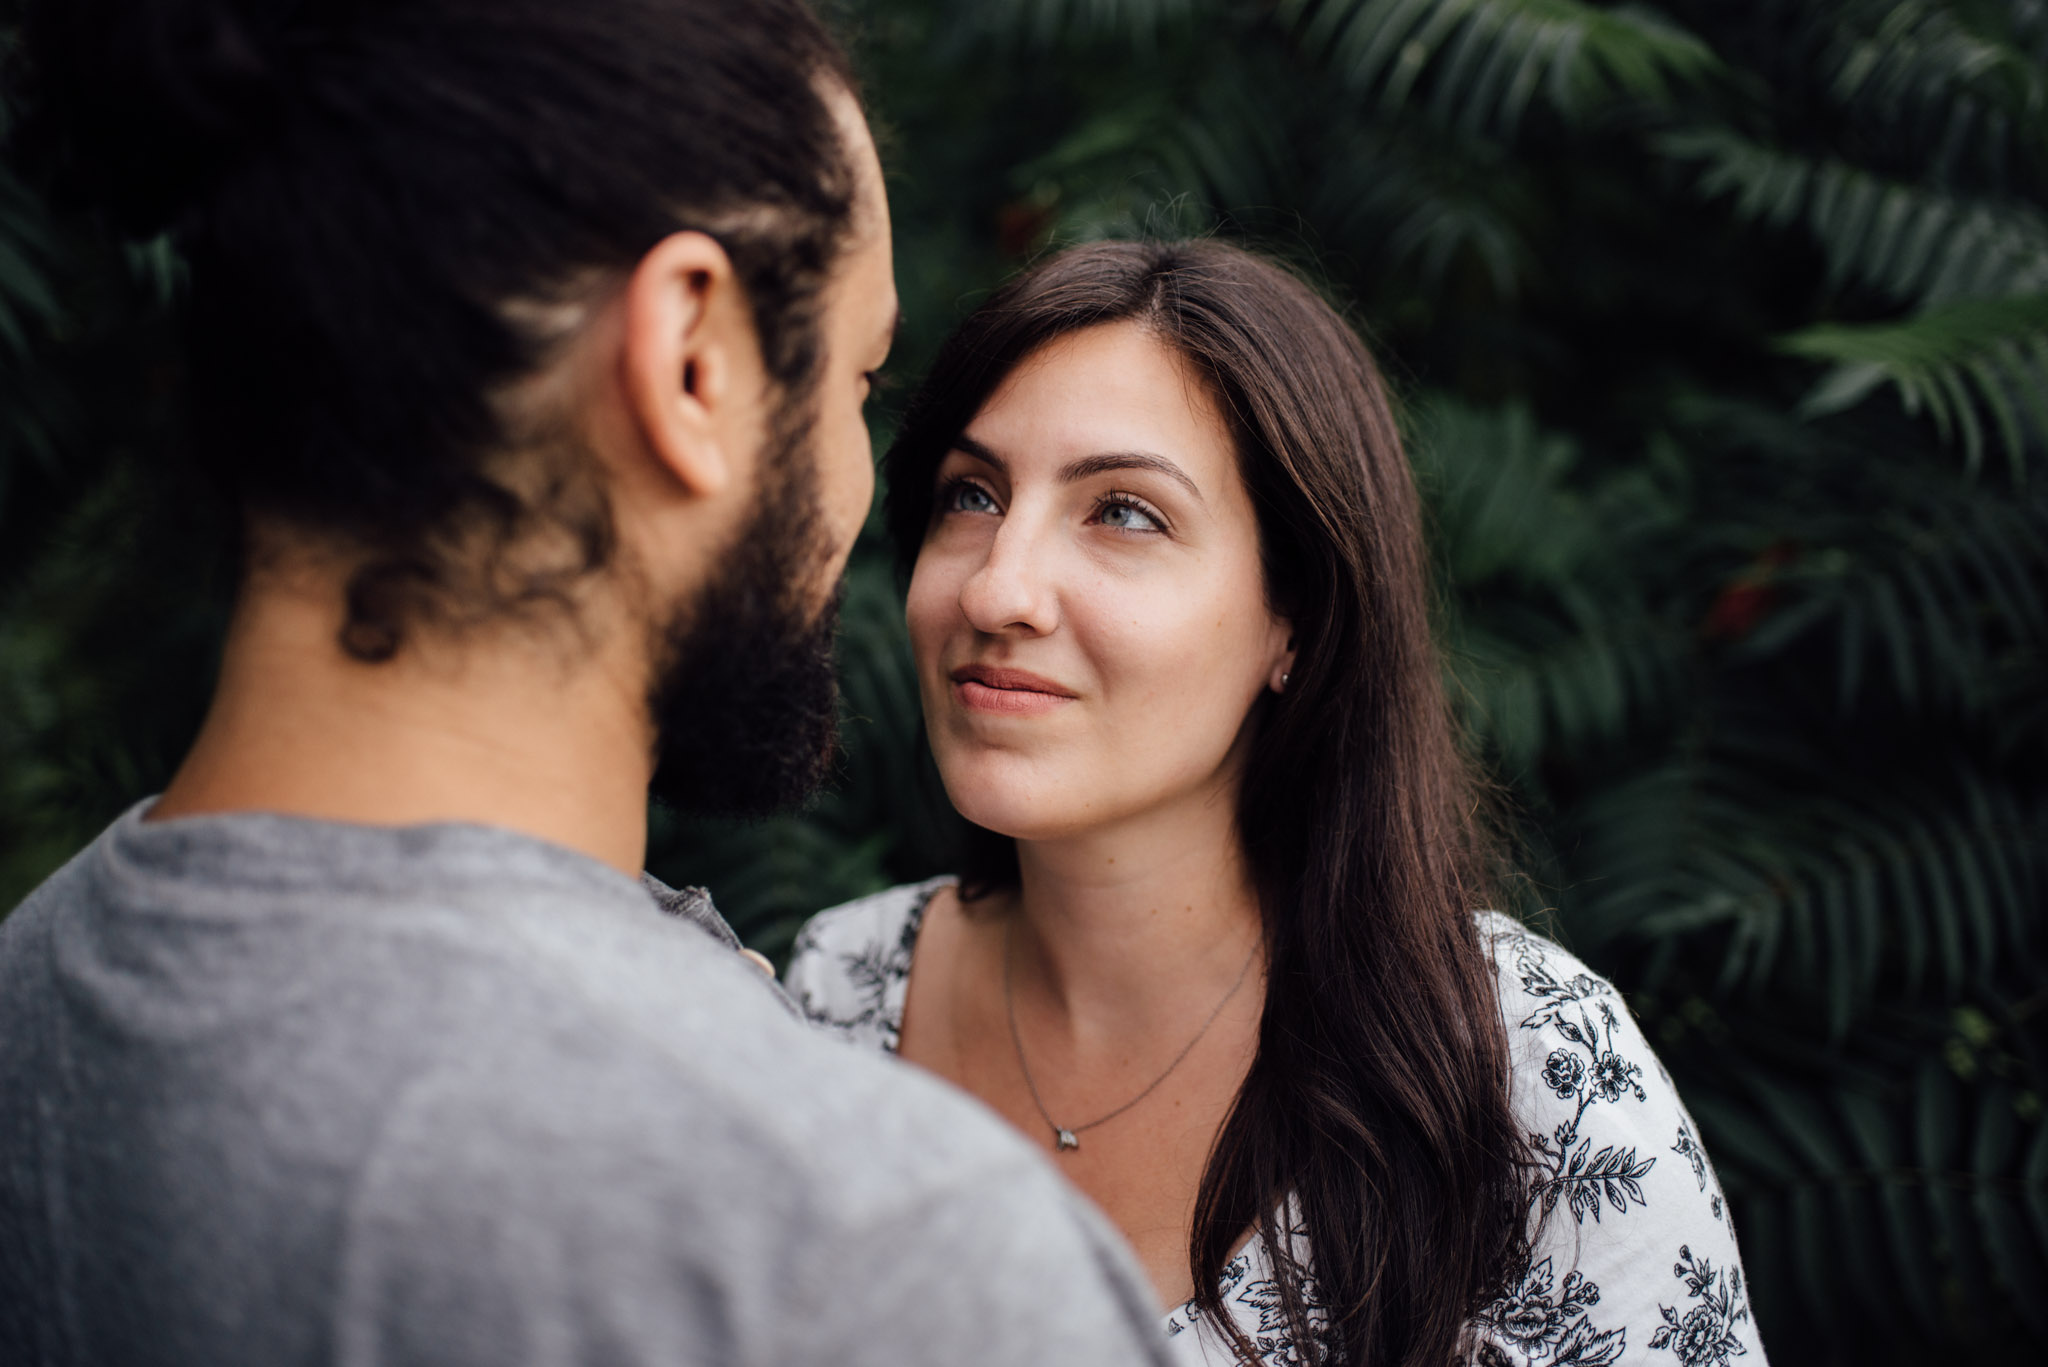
14;0;305;237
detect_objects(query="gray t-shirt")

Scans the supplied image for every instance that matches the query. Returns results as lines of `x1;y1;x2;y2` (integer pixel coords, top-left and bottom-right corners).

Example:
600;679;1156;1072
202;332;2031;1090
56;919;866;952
0;805;1171;1367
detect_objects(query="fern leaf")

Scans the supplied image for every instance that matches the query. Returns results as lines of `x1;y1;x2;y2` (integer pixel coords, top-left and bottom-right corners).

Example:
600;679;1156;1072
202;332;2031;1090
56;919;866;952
1827;0;2048;181
1281;0;1718;136
1576;753;2047;1027
1741;490;2048;714
1779;295;2048;478
1009;54;1292;241
1310;122;1541;297
1681;1035;2048;1344
1659;129;2048;306
1414;401;1687;772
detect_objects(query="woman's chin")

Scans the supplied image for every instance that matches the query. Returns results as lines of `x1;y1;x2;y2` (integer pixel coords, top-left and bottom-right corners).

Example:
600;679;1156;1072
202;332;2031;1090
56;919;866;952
937;746;1223;846
944;794;1065;843
939;766;1100;845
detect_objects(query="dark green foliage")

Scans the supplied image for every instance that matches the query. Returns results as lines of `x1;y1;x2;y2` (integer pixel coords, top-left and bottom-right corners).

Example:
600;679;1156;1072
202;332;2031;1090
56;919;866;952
0;105;224;906
2;1;2045;1361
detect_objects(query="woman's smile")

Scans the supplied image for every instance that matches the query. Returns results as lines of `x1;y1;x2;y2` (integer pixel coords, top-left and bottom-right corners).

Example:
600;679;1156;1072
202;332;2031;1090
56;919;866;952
950;662;1079;716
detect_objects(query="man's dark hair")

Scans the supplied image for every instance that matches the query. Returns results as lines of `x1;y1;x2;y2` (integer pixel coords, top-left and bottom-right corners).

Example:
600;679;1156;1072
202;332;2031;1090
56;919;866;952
14;0;858;659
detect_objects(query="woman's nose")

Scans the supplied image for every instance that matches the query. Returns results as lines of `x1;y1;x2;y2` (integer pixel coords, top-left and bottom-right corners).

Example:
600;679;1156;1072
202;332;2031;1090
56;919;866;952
958;519;1059;637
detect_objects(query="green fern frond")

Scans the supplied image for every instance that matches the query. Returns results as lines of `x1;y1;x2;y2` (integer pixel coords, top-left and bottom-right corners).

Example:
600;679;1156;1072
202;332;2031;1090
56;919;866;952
0;176;59;362
1659;128;2048;305
1280;0;1718;136
1687;1049;2048;1344
1734;489;2048;713
1578;760;2046;1030
1827;0;2048;179
121;234;187;311
1414;401;1688;773
1779;295;2048;478
0;170;67;474
1448;612;1685;775
1414;400;1621;585
1310;122;1540;297
1008;55;1290;237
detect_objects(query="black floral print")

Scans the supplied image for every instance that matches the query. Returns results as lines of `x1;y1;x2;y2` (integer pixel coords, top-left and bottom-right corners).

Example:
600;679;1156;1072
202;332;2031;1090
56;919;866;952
1650;1246;1751;1366
785;877;946;1052
786;896;1769;1367
1166;1253;1253;1339
1477;1257;1624;1366
1673;1119;1733;1228
1497;926;1659;1229
1541;1050;1584;1098
1163;1213;1336;1362
1673;1121;1708;1190
1238;1278;1330;1366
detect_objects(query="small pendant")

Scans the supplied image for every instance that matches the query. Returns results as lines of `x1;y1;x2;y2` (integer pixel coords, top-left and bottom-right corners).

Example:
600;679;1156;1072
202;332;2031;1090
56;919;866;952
1055;1127;1080;1151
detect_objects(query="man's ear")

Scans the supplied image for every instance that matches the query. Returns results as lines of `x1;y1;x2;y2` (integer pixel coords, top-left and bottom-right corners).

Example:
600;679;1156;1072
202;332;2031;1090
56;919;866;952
619;231;759;500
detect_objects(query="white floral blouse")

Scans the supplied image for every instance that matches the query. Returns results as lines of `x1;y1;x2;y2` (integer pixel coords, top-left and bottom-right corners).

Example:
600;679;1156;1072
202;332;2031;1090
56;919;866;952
785;879;1769;1367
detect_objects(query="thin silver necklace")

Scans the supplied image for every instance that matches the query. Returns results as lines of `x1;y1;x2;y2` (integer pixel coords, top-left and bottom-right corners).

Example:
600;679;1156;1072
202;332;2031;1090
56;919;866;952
1003;919;1259;1153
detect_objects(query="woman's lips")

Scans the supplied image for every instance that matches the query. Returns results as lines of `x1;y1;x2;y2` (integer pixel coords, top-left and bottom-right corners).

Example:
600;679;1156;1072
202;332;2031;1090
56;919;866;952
949;664;1077;716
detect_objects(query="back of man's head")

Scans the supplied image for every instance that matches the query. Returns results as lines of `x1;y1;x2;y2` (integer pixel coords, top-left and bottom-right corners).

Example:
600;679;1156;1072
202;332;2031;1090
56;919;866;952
15;0;858;660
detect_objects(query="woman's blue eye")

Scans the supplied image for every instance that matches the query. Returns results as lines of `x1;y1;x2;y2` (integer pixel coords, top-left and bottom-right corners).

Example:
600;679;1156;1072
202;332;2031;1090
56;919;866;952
944;480;997;514
1096;499;1162;532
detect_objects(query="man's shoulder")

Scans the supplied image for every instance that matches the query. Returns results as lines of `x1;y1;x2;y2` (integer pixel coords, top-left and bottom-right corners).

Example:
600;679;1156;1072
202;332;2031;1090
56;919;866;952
355;963;1045;1227
7;813;1034;1229
364;875;1033;1220
340;925;1173;1367
345;1029;1171;1366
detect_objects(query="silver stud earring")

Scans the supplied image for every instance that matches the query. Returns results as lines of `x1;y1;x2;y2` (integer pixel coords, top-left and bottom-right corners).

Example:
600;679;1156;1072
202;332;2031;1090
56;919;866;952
1280;671;1290;690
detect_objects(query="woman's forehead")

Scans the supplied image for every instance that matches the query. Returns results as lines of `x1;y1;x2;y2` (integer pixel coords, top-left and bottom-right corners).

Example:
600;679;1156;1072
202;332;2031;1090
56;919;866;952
964;323;1235;476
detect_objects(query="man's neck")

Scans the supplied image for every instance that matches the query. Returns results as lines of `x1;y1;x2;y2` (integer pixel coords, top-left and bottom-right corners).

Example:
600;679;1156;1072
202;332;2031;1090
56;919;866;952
152;578;655;875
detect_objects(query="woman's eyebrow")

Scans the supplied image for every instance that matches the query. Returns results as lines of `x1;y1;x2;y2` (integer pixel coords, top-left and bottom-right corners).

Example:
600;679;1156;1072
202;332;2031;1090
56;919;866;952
949;435;1205;505
950;433;1008;472
1059;451;1204;504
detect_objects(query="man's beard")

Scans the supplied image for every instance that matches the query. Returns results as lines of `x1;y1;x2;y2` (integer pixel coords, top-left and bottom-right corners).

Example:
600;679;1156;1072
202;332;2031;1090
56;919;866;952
644;409;844;819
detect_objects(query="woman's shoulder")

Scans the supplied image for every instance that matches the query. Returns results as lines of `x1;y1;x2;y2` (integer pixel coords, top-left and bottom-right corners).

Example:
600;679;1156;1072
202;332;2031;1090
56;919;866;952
1476;913;1632;1038
783;876;955;1053
789;876;952;963
1476;913;1682;1134
1470;913;1766;1366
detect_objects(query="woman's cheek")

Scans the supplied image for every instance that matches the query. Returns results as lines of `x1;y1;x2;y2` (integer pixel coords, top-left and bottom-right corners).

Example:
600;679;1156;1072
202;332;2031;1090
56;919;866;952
1114;597;1261;755
903;555;956;656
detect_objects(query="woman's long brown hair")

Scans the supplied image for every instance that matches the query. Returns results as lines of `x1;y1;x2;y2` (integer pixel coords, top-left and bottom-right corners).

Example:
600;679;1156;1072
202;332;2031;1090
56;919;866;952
883;239;1530;1366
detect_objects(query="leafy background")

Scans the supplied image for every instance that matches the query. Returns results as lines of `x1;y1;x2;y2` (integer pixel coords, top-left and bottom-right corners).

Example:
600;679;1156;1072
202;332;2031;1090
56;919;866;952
3;1;2045;1362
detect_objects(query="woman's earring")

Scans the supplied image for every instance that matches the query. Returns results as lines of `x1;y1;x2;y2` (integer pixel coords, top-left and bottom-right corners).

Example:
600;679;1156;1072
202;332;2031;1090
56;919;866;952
1279;671;1291;691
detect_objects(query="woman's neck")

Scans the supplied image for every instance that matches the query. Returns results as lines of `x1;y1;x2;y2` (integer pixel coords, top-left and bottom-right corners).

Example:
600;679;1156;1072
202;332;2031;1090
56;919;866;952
1007;791;1266;1048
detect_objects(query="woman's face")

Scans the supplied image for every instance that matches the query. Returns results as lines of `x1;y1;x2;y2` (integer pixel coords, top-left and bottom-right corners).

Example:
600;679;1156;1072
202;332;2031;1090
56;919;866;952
906;321;1294;843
